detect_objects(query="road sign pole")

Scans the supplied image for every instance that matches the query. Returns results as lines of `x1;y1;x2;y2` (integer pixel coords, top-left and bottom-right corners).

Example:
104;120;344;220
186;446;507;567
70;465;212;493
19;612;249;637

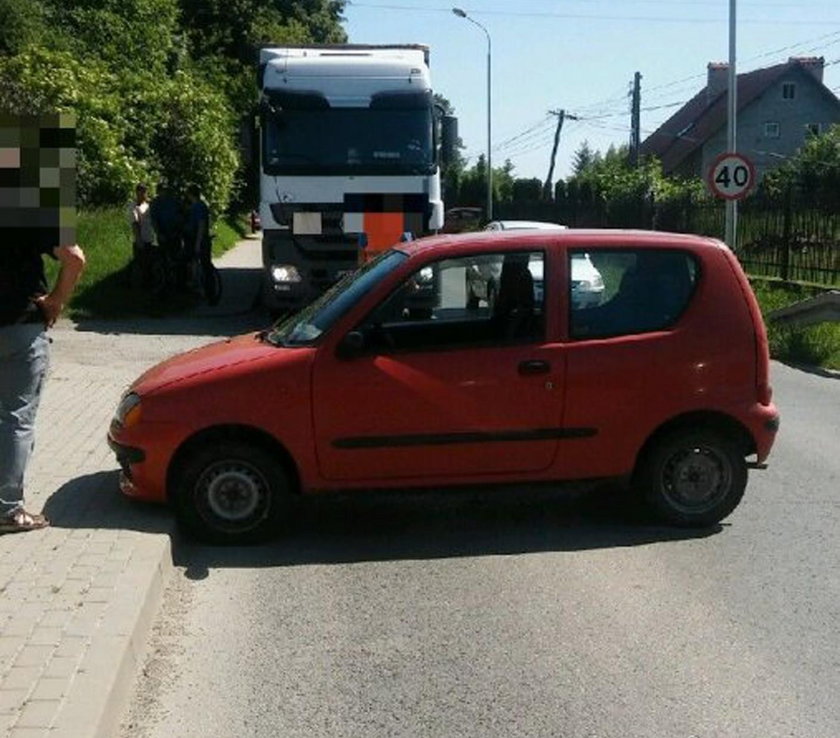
725;0;738;248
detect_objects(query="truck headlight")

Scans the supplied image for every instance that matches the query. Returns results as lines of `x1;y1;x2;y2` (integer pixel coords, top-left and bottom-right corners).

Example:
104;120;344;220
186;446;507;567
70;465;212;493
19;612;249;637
271;264;302;283
113;392;142;429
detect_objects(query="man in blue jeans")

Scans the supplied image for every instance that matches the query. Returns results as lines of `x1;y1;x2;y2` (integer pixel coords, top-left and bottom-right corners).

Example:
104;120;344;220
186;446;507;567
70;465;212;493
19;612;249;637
0;242;85;532
0;113;86;533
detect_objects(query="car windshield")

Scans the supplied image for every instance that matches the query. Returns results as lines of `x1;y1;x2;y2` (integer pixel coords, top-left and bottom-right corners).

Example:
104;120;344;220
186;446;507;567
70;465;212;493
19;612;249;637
267;250;408;346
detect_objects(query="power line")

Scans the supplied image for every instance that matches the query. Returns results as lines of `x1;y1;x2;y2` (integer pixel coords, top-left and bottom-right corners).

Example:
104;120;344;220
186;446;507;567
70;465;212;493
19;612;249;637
347;2;840;26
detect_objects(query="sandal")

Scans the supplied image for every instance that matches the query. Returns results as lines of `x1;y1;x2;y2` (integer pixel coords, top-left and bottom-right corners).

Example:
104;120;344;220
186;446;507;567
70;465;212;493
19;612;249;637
0;509;50;534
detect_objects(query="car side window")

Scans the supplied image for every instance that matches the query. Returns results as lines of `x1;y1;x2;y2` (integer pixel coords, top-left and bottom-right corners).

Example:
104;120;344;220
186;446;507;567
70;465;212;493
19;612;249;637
570;249;698;339
357;250;545;353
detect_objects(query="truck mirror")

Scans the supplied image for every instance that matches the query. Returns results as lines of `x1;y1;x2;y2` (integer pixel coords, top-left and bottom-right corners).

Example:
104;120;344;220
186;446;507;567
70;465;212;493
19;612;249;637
441;115;458;167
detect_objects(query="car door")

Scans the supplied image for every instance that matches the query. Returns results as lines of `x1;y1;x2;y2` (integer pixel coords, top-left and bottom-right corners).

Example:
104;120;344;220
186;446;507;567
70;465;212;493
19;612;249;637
311;249;565;482
560;246;703;479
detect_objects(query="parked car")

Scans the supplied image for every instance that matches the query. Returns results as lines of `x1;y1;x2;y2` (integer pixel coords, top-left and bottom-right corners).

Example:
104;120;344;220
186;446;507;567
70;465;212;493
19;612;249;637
467;221;604;309
109;229;779;543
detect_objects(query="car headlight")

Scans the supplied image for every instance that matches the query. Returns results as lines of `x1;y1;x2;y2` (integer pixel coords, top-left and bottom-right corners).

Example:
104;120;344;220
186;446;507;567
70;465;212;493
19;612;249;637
113;392;142;429
271;264;302;283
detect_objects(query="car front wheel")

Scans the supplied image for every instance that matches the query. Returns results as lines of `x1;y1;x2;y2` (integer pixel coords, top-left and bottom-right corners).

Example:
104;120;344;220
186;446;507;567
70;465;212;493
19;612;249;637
637;428;747;527
174;440;290;543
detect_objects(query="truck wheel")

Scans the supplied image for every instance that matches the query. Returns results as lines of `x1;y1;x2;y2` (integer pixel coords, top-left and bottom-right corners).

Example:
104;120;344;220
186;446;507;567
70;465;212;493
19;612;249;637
637;428;747;527
174;440;290;544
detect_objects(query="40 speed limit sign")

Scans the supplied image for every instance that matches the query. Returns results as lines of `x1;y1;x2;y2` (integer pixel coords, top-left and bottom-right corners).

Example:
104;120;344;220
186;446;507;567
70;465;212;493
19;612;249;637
707;152;756;200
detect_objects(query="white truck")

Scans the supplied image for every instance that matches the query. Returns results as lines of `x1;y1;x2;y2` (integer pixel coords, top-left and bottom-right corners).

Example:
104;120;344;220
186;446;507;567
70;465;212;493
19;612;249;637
257;44;456;314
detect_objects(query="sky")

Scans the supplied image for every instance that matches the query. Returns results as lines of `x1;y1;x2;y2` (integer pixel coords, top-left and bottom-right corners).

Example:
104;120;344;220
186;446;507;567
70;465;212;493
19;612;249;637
343;0;840;183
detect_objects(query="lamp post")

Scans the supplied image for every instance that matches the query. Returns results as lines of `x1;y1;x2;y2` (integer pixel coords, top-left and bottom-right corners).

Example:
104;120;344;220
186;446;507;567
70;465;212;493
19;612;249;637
452;7;492;221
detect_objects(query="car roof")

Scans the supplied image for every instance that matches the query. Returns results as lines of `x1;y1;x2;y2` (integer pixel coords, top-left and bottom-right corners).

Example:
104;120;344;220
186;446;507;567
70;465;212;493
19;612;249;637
488;220;567;231
398;229;726;259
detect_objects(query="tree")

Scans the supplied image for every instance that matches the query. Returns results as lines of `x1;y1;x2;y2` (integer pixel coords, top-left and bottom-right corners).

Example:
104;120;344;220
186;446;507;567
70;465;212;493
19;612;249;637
572;141;597;176
763;124;840;210
0;0;46;55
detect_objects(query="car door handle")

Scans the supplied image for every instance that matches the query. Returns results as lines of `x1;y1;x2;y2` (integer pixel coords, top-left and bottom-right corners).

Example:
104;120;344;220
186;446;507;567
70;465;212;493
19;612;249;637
518;360;550;376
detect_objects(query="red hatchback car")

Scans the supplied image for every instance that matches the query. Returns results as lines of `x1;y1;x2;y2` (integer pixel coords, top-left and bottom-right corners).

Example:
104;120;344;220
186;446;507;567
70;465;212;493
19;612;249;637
108;230;779;543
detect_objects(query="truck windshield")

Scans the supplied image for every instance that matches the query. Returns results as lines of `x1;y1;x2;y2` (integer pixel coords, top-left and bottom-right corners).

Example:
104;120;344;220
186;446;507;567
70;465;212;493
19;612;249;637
263;107;434;176
268;250;408;347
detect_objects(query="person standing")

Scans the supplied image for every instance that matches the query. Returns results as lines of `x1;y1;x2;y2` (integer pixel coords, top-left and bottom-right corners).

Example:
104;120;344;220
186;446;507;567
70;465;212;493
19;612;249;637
150;182;184;290
127;183;154;286
0;240;85;532
185;184;219;304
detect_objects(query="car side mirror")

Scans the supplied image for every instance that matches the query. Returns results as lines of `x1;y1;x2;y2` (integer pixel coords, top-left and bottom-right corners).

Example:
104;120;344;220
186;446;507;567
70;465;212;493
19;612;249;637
336;330;366;359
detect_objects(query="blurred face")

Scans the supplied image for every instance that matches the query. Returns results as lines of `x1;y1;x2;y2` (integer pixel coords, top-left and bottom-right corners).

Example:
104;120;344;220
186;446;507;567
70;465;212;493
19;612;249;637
0;112;77;247
136;186;147;203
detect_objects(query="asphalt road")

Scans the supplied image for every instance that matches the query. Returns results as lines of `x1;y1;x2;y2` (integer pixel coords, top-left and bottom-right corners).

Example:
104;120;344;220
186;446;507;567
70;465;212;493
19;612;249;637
120;360;840;738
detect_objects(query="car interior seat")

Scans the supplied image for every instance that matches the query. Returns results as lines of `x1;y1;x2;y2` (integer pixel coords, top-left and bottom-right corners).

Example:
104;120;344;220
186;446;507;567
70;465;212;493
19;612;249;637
493;255;536;339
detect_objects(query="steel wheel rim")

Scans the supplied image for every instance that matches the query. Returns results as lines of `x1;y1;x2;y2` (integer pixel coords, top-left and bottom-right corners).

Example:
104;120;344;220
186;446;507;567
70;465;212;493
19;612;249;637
661;444;732;514
196;460;269;531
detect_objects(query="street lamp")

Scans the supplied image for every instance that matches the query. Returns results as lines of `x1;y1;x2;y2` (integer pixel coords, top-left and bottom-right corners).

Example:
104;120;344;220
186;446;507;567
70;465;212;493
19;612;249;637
452;7;492;221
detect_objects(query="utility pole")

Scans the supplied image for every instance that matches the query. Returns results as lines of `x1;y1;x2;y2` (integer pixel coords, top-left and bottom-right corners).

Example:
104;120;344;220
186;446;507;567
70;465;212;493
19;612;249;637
544;109;578;200
629;71;642;167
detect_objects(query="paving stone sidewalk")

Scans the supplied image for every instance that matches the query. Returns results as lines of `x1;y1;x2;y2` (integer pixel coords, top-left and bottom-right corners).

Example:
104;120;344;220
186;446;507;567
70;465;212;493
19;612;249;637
0;238;267;737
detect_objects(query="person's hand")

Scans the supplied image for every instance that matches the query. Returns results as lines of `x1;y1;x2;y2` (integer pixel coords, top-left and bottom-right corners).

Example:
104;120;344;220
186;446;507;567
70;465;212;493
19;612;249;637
33;294;62;328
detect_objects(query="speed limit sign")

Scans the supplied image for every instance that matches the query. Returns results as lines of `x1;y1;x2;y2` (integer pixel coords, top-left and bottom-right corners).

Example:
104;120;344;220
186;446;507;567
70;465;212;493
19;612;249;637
708;152;756;200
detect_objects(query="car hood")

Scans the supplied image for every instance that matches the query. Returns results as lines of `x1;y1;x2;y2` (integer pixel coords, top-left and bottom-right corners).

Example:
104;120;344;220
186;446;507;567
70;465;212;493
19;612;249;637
131;332;291;396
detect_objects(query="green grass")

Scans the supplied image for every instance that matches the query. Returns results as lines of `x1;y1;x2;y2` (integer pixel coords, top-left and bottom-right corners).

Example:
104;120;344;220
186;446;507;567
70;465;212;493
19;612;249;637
47;208;248;319
751;279;840;371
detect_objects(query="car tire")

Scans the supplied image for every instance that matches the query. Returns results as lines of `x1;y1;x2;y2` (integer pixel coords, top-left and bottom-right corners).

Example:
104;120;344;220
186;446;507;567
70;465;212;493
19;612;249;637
637;428;747;527
174;440;290;544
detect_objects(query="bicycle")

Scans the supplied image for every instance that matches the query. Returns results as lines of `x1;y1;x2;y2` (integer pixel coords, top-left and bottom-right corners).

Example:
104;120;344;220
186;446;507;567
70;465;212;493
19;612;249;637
185;252;222;306
129;242;175;296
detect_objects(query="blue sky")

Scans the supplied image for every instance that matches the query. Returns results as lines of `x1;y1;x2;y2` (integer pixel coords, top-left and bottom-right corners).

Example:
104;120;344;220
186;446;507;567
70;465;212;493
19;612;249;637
343;1;840;182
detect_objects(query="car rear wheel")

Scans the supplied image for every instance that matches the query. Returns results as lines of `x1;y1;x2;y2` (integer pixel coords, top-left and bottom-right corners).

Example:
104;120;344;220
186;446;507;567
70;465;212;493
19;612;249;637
174;440;290;544
637;428;747;527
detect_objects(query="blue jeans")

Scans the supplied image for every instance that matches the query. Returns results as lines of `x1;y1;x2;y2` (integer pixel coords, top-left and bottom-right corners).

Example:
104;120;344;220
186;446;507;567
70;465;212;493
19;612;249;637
0;324;50;517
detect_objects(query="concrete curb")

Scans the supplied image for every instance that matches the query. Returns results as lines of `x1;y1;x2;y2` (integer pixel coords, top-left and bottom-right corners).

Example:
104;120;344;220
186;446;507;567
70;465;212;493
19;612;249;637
0;238;264;737
57;537;173;738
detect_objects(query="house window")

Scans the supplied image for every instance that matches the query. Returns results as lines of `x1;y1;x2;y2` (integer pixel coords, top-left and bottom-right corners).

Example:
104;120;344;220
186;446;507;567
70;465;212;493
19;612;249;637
782;82;796;100
805;123;822;137
764;122;780;138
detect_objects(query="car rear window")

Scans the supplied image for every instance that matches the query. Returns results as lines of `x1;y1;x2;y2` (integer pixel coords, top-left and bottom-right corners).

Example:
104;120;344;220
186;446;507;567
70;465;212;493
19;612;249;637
569;249;699;339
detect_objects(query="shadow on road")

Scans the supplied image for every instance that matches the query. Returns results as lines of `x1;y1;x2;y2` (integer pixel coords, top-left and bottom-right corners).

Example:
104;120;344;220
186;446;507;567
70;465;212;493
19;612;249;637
43;475;722;576
71;266;271;338
172;484;722;578
43;470;173;536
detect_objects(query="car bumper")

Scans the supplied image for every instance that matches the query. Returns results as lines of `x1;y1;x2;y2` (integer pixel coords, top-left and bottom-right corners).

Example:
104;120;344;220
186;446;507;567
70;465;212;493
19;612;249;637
107;431;169;503
747;402;780;463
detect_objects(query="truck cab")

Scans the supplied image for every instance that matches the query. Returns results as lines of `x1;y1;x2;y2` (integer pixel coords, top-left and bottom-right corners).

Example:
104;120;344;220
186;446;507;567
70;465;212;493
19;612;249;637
257;45;453;315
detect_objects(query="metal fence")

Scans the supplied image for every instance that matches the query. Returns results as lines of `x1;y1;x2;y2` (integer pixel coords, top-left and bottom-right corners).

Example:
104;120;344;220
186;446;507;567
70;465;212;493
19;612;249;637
494;196;840;287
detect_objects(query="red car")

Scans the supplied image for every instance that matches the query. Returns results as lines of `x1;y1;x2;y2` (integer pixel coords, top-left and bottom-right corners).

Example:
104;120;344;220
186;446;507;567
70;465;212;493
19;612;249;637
108;230;779;543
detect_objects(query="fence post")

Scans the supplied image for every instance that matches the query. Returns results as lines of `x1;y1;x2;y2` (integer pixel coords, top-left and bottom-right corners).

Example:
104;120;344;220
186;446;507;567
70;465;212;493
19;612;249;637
781;186;792;282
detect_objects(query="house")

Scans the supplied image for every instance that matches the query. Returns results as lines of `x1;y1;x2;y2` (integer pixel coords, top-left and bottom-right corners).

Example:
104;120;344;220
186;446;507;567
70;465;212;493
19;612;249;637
640;57;840;182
